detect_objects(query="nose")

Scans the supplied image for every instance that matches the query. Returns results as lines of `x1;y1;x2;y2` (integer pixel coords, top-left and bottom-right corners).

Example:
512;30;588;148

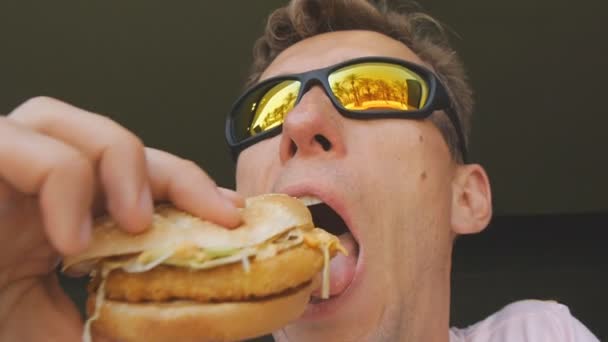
279;86;346;163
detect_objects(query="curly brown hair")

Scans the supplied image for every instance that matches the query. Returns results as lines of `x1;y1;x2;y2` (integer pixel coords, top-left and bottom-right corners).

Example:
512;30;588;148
246;0;473;162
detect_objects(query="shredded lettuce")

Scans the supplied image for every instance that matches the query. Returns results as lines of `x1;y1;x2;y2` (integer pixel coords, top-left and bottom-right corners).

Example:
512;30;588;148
83;267;111;342
205;247;240;259
122;248;175;273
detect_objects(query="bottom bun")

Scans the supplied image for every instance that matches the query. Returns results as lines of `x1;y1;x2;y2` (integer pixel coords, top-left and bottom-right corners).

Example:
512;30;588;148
88;283;313;342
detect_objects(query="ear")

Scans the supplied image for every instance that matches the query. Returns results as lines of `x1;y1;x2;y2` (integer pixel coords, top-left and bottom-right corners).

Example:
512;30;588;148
450;164;493;235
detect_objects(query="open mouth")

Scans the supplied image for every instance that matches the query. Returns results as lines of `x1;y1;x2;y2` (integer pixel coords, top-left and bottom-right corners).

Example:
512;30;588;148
299;197;360;305
308;202;350;237
298;195;350;237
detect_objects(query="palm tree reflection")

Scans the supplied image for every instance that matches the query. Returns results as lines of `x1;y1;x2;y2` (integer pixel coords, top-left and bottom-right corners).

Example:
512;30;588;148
251;91;298;134
331;73;423;110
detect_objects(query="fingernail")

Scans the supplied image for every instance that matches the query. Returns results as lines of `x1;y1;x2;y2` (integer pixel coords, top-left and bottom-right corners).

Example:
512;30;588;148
80;215;92;247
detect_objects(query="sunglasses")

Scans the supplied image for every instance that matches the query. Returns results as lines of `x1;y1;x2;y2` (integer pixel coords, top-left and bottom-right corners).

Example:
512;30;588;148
225;56;467;162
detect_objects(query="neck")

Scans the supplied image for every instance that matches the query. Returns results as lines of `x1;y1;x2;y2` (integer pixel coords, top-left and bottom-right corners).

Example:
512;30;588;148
401;247;453;342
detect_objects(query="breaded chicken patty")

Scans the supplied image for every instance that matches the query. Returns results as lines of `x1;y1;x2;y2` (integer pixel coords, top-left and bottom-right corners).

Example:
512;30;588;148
90;244;324;303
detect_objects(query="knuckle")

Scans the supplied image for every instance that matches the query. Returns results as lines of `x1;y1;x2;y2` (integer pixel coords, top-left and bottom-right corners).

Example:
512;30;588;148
124;133;145;151
107;132;145;159
95;117;143;149
22;96;60;108
9;96;62;118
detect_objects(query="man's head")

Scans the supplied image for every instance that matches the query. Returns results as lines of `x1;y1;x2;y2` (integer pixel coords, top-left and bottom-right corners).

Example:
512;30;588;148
229;0;492;340
246;0;475;163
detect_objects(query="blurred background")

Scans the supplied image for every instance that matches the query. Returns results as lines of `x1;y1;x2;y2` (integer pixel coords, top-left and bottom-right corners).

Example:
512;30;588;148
1;0;606;340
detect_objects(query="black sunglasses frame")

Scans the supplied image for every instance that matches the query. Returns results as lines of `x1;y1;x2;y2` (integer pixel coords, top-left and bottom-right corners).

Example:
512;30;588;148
225;56;468;162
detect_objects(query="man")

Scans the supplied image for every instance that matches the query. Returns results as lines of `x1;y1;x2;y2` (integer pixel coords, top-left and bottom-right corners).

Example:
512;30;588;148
0;0;599;341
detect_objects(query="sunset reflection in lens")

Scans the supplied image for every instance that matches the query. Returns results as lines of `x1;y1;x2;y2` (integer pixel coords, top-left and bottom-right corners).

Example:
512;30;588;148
248;80;300;136
329;63;429;111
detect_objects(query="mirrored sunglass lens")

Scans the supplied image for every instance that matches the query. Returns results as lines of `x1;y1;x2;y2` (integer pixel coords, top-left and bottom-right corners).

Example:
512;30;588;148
328;62;429;111
237;80;300;141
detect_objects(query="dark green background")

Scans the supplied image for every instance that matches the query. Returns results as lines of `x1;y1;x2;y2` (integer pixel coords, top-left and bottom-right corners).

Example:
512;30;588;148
1;0;606;215
2;0;606;340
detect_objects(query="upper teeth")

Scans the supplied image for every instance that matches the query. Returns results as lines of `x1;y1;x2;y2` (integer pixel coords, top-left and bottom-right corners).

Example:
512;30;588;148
298;196;323;206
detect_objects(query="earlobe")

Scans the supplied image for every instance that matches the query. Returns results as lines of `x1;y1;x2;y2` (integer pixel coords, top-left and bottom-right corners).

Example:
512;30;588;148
450;164;493;235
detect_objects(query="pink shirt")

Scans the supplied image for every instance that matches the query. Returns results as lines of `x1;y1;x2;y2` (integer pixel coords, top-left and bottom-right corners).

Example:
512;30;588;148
449;300;600;342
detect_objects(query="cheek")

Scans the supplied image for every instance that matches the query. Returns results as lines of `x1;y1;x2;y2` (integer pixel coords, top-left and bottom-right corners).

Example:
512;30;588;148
351;121;428;186
351;120;453;238
235;138;281;196
358;120;451;187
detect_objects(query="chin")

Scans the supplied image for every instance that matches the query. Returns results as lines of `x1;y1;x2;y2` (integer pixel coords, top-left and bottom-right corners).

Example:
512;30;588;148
280;275;392;342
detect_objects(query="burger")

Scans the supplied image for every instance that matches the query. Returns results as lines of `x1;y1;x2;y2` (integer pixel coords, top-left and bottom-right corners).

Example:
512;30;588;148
62;194;346;342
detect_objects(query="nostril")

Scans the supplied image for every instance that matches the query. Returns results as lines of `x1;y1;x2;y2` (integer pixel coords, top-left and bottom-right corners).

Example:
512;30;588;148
289;141;298;156
314;134;332;151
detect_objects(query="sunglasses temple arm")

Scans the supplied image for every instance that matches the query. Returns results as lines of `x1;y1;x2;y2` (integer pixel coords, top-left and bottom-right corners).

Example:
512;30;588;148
444;107;468;163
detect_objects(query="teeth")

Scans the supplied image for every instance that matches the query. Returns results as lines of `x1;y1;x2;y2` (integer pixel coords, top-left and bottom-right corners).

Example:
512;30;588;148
298;196;323;206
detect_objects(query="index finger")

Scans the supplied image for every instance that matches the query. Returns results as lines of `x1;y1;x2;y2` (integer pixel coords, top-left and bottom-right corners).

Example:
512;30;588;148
145;148;243;228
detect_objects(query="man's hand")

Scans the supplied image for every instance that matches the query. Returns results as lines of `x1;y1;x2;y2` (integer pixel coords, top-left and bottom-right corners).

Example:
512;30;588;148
0;97;243;341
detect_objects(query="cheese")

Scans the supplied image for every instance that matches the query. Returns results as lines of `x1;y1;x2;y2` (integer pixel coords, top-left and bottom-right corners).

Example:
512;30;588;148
304;228;348;256
303;228;348;300
321;242;331;299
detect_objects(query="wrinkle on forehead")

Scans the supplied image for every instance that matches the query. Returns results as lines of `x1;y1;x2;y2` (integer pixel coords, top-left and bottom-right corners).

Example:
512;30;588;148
260;30;427;81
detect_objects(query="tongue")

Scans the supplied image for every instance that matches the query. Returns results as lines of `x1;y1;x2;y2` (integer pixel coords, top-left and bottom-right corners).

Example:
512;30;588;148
312;232;358;298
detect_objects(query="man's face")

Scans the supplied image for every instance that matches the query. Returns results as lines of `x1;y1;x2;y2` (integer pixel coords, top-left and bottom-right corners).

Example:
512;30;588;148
235;31;458;341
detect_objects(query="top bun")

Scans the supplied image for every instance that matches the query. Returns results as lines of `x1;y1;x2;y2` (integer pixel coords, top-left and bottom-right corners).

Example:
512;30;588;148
63;194;312;275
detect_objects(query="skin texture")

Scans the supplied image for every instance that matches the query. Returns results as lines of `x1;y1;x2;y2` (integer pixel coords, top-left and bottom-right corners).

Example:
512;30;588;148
236;31;492;342
0;30;491;341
